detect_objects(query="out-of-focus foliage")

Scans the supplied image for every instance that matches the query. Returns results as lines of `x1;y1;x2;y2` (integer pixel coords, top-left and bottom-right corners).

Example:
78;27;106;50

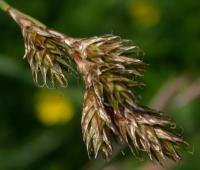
0;0;199;170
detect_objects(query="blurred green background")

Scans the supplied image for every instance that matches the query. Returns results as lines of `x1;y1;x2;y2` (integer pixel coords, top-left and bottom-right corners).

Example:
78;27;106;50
0;0;200;170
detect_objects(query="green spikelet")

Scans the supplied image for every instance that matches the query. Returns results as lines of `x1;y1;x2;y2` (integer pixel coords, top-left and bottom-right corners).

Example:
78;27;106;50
0;0;187;163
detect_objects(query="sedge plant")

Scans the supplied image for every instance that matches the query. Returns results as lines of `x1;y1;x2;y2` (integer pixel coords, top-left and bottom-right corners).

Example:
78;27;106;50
0;0;188;163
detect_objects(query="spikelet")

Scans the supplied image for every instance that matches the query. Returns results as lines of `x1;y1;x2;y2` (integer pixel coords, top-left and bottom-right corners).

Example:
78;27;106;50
7;5;76;88
78;35;187;162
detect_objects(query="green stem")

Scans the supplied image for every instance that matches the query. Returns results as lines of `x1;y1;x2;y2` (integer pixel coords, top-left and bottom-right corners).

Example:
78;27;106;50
0;0;46;28
0;0;10;12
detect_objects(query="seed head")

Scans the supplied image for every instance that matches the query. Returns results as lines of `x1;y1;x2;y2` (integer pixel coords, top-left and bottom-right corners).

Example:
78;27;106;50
1;2;188;163
78;35;187;162
8;6;76;88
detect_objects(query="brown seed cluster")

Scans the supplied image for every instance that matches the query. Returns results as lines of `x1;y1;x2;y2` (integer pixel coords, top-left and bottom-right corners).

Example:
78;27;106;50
8;7;76;88
3;2;187;163
78;35;186;161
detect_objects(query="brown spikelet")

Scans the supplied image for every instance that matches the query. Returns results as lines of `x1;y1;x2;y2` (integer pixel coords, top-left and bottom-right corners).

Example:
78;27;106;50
7;7;76;88
82;88;114;159
78;35;187;162
1;1;187;163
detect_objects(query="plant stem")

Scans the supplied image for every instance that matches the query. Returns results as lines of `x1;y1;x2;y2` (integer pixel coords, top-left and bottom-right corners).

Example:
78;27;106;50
0;0;46;28
0;0;10;12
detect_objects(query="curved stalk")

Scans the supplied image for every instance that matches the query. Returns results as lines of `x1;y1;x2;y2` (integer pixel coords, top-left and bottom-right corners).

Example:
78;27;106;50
0;0;10;12
0;0;46;28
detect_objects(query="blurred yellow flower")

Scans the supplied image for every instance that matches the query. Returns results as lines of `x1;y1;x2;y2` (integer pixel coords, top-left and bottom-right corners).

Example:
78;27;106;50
129;0;161;29
35;90;74;126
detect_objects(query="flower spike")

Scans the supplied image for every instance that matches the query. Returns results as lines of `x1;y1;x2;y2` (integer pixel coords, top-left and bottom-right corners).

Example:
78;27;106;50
0;0;187;163
3;1;76;88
